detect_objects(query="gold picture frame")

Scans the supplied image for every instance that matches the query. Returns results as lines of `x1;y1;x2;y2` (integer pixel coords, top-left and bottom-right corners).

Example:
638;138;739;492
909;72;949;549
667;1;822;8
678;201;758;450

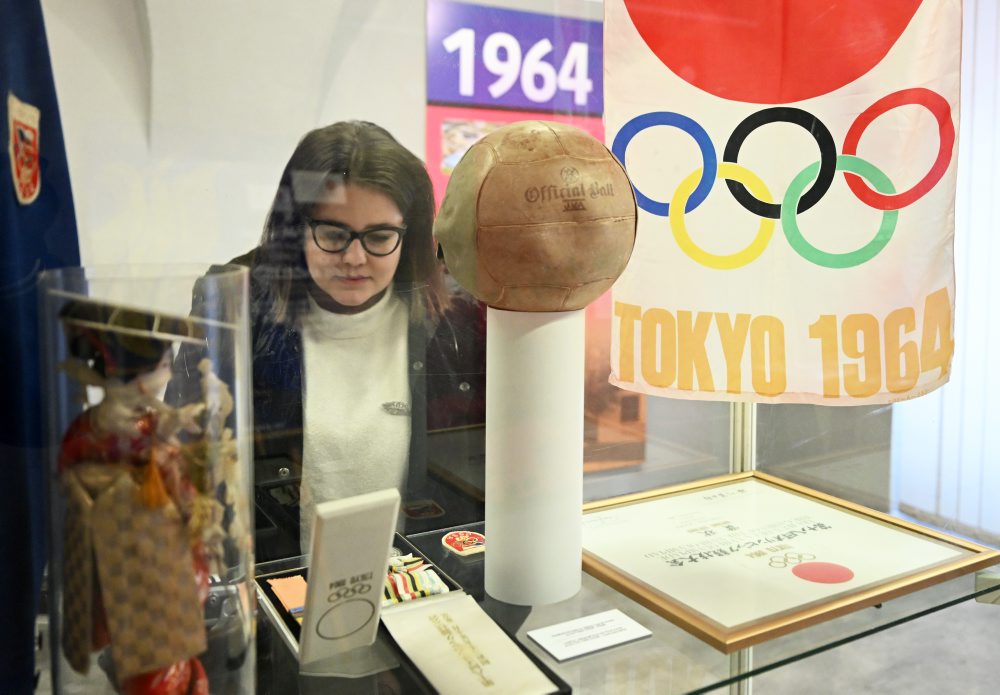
582;471;1000;653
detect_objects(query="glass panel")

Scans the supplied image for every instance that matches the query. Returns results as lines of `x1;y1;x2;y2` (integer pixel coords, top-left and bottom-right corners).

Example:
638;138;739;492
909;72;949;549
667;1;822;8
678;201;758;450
39;265;254;693
26;0;998;693
758;404;893;511
406;523;1000;694
583;267;731;499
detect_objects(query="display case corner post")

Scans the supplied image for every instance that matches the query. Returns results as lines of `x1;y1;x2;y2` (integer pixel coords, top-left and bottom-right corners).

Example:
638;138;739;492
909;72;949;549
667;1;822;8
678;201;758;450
730;401;757;474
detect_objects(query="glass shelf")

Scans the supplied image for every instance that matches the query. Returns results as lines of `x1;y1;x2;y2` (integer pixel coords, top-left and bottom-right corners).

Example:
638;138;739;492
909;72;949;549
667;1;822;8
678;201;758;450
246;434;1000;695
405;523;1000;694
42;523;997;695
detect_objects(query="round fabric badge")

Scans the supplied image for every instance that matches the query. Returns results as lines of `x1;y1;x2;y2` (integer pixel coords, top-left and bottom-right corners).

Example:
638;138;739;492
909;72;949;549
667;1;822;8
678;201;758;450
441;530;486;556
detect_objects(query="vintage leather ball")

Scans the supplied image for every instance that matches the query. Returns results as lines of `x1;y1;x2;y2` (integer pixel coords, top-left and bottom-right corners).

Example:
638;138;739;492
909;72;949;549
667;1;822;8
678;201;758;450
435;121;637;311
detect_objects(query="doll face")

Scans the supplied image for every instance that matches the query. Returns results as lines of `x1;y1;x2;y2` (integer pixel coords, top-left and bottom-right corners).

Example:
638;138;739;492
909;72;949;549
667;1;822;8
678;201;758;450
303;183;404;310
131;349;174;395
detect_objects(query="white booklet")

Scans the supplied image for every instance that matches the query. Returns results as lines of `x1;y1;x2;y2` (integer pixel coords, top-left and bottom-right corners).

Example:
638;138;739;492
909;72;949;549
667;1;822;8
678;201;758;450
381;593;558;694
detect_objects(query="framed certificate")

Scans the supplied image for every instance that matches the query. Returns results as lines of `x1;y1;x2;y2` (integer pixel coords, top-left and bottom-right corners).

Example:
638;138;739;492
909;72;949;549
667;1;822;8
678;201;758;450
582;472;1000;652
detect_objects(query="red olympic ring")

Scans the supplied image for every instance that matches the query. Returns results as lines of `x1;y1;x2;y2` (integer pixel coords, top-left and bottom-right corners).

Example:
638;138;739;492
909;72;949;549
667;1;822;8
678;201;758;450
842;88;954;211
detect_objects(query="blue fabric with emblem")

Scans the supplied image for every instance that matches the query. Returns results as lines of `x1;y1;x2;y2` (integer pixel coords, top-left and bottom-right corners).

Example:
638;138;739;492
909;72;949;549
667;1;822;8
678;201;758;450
0;0;80;688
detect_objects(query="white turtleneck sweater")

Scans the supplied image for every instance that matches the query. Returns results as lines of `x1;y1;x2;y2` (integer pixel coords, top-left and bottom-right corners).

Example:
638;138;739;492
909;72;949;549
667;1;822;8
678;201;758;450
299;288;411;553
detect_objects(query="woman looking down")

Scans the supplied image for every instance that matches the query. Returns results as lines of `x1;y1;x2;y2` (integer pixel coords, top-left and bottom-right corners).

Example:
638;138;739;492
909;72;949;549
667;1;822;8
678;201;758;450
170;121;485;561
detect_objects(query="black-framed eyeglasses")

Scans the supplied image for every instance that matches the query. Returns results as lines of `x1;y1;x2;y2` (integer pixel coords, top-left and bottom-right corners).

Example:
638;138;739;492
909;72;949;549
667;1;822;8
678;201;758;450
307;219;406;256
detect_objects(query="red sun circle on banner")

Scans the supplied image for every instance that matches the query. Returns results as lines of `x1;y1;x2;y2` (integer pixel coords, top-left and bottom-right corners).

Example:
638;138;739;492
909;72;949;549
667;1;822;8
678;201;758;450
622;0;923;104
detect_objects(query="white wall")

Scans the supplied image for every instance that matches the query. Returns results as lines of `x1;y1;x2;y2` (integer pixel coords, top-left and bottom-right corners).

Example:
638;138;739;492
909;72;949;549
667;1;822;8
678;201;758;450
890;0;1000;541
42;0;429;269
42;0;601;270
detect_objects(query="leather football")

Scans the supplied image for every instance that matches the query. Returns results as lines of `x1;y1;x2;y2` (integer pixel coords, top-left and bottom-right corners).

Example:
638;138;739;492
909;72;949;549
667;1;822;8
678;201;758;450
435;121;637;312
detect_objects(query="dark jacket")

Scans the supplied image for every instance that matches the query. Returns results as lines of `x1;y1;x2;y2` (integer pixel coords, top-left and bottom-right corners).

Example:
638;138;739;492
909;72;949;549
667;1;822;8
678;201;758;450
169;249;486;561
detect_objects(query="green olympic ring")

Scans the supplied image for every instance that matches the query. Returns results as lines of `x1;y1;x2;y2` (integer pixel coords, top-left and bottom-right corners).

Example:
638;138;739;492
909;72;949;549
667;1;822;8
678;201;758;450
781;155;898;269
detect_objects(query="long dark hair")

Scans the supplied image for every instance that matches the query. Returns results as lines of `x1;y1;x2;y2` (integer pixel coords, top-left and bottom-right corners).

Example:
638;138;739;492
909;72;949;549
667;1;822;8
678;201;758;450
255;120;445;324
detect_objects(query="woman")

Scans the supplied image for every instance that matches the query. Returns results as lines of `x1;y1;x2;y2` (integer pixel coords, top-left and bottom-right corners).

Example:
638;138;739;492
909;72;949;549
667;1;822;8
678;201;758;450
172;121;485;561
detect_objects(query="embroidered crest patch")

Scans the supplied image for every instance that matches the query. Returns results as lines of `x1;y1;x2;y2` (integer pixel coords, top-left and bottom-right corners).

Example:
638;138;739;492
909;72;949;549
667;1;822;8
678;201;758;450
8;92;41;205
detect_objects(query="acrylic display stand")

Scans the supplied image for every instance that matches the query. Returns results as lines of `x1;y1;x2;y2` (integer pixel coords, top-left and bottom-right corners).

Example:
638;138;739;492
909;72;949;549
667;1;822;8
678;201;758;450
39;265;255;693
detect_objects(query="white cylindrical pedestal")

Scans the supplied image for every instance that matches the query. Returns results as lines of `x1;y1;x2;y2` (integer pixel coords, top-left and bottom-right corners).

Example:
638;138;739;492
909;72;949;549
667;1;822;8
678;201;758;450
484;307;584;605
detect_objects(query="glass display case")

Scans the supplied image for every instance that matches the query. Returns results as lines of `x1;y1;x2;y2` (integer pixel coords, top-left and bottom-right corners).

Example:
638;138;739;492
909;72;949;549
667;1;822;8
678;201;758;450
38;265;254;693
20;0;1000;693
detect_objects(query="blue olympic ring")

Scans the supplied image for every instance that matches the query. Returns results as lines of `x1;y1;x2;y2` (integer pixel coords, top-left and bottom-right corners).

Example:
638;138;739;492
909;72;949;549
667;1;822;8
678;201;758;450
611;112;717;216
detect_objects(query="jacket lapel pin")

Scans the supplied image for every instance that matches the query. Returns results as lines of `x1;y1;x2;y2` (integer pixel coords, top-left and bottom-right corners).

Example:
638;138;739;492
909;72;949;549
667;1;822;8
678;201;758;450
382;401;410;416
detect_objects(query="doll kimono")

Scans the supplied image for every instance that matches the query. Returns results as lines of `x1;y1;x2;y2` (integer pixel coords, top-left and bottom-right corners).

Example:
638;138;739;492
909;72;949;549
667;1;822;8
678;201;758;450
56;301;232;695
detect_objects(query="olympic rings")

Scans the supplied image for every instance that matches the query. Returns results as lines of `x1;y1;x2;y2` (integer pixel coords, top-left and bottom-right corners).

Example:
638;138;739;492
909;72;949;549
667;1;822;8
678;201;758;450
768;552;816;569
782;155;898;268
615;88;955;268
670;162;776;270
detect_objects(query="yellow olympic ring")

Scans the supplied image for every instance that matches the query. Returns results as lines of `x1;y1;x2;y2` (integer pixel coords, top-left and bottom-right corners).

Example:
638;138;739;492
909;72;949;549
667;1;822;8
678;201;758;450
669;162;775;270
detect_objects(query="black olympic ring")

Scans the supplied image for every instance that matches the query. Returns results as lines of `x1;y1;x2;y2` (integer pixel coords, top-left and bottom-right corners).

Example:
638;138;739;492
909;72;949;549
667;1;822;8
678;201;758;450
723;107;837;220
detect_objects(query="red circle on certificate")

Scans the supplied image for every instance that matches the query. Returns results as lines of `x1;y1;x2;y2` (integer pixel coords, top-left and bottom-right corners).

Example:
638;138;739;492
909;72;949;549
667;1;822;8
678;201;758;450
792;562;855;584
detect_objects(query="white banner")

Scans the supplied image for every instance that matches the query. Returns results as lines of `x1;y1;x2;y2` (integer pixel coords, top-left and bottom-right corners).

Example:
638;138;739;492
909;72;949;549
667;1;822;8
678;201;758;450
606;0;960;404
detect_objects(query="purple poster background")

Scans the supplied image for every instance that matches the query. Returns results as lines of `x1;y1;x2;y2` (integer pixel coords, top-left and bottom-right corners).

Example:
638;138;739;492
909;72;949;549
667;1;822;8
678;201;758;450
427;0;603;116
